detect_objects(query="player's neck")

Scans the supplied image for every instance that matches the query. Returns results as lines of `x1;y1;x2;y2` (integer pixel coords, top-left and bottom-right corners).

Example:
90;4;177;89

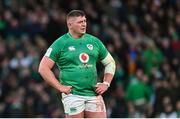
69;31;84;39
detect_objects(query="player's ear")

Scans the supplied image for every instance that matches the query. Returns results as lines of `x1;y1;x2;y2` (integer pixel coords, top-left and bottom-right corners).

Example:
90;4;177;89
67;20;71;28
67;18;73;27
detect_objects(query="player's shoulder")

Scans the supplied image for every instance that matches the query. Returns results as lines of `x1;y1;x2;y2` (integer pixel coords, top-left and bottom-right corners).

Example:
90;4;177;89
55;33;68;42
85;33;100;41
52;33;69;44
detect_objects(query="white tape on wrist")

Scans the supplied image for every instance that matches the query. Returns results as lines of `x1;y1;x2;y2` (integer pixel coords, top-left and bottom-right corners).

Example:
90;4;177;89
97;82;110;87
103;81;110;87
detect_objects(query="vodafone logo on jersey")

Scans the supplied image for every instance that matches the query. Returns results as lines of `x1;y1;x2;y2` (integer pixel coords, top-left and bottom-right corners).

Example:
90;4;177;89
79;53;89;63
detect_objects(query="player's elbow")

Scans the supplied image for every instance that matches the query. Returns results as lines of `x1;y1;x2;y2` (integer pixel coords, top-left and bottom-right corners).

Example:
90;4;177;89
38;64;46;76
38;56;54;75
38;65;43;75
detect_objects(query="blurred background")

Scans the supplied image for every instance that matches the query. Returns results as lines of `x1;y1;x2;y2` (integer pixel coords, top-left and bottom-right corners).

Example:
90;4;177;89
0;0;180;118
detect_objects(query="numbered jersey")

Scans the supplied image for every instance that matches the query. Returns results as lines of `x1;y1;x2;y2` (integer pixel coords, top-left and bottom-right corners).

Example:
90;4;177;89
45;33;108;96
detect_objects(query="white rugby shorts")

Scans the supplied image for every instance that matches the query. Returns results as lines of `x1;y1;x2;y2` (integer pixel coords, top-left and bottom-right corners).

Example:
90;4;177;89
61;93;106;115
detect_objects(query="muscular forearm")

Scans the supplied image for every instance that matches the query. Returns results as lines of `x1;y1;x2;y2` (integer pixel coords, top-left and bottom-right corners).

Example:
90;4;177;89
39;67;62;92
103;73;113;84
101;53;116;87
39;56;72;94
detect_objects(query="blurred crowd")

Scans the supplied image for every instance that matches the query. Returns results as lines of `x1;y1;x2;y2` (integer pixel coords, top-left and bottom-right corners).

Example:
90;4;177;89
0;0;180;118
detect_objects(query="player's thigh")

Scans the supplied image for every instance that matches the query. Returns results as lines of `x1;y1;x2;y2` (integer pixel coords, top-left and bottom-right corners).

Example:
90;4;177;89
84;95;107;118
85;111;106;118
61;93;85;117
66;111;84;118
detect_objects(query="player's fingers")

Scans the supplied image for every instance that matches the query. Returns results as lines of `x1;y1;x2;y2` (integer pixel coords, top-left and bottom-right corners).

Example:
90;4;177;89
69;87;72;92
101;90;105;94
65;89;71;95
96;90;101;94
99;90;104;95
64;86;72;94
100;88;107;94
95;88;99;93
95;85;107;94
67;86;72;89
99;91;102;95
64;91;68;95
95;88;102;94
95;86;100;91
69;89;71;94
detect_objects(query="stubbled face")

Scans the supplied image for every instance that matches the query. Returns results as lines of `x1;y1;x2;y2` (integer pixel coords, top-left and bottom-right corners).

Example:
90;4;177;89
67;16;87;35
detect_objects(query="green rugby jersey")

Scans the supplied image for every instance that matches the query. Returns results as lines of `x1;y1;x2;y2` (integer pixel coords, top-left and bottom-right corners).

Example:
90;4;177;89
45;33;108;96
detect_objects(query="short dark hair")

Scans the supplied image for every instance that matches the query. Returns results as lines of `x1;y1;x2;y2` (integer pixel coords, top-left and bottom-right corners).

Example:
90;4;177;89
67;10;85;19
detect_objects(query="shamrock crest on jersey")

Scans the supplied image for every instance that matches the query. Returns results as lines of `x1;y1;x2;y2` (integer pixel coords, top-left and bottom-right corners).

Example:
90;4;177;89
87;44;93;50
79;53;89;63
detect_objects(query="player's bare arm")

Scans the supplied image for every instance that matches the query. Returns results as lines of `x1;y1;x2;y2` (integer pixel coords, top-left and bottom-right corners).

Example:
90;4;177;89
96;53;116;95
38;56;72;94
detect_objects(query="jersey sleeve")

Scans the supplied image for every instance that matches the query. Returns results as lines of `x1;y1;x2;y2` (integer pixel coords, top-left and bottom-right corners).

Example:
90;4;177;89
96;38;108;60
44;39;61;62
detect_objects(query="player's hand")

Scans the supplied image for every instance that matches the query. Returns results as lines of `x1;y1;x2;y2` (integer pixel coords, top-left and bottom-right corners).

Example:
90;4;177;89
95;83;108;95
59;85;72;94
